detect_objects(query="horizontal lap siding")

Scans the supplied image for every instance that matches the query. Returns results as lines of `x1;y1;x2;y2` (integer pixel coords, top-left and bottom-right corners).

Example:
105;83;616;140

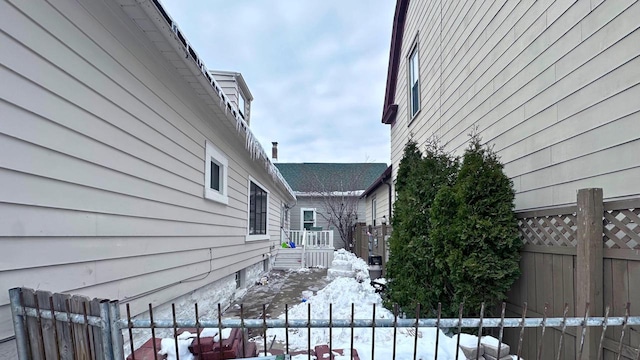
390;0;640;210
364;186;390;226
0;0;288;338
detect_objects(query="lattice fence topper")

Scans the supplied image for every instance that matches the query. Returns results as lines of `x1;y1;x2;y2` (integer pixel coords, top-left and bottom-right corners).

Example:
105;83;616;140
518;213;578;247
603;207;640;249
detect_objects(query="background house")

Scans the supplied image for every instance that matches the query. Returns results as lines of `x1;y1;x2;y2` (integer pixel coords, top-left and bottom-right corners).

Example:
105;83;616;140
382;0;640;211
361;165;393;227
275;162;388;249
0;0;295;340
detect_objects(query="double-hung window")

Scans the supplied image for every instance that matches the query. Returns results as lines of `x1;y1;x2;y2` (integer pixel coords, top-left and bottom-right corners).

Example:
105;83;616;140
247;178;269;241
204;141;228;204
409;44;420;119
301;208;316;230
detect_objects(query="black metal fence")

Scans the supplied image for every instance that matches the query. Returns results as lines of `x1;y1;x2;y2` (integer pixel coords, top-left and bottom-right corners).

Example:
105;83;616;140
9;287;640;360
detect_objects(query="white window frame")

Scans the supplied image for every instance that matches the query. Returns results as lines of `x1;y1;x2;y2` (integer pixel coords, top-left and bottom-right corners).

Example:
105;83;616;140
301;208;317;230
408;39;420;120
204;141;228;204
372;197;377;226
246;176;270;241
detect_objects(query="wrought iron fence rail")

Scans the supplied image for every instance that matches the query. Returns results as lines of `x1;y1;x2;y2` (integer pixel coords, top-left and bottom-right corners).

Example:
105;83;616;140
16;305;640;329
107;316;640;329
10;286;640;360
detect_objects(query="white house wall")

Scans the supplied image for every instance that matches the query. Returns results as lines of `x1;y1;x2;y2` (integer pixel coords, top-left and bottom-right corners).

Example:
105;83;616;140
390;0;640;210
0;0;291;339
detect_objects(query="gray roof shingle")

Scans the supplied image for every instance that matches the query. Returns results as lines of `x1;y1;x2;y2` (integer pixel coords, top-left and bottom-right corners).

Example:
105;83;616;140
275;163;388;193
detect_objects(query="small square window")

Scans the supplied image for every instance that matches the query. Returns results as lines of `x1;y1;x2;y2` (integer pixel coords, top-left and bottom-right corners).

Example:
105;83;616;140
235;270;243;289
204;141;228;204
210;161;221;191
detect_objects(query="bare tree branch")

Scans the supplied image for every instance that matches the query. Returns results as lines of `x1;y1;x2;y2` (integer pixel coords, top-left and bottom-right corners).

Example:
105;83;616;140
297;165;373;250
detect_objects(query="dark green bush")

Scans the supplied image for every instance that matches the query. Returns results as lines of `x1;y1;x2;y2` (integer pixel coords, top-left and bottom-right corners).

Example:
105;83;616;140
384;140;457;316
430;136;521;317
384;136;521;319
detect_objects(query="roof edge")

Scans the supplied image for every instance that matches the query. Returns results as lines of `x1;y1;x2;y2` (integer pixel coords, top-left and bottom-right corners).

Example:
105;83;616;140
382;0;410;125
131;0;294;201
361;165;392;198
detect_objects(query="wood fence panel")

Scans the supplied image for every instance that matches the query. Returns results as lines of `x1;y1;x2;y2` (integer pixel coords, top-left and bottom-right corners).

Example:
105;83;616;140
613;259;630;348
628;259;640;352
70;295;92;360
523;252;537;312
52;292;74;360
89;298;104;360
534;253;545;315
22;288;44;360
562;255;575;317
35;290;59;359
603;258;615;342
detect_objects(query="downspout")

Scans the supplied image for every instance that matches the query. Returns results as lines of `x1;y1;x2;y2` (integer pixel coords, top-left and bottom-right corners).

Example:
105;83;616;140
384;178;392;222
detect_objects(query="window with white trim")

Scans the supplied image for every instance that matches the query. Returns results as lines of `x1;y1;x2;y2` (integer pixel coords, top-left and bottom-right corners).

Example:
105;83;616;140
372;197;377;226
408;43;420;118
204;141;228;204
301;208;316;230
247;178;269;241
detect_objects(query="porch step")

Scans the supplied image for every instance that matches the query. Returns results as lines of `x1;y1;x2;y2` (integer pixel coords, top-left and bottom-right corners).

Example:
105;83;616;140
273;248;304;270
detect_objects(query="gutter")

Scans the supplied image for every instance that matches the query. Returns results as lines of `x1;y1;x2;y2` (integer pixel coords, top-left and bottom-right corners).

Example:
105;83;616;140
130;0;295;202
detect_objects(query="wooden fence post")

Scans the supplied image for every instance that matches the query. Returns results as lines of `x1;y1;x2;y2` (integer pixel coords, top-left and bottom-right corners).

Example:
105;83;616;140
576;188;603;358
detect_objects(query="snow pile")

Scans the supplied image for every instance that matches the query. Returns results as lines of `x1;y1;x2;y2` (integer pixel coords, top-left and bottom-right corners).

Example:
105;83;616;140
263;250;519;360
267;276;466;360
158;337;193;360
327;249;369;281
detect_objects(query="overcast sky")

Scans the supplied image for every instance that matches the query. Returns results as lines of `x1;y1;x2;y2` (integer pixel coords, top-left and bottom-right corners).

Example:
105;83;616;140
159;0;394;164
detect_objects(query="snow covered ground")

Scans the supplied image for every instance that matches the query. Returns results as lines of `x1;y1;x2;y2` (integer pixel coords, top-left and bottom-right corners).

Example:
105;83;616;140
262;250;517;360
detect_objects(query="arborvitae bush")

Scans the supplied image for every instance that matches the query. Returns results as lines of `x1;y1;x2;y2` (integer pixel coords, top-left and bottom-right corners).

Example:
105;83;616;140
430;136;521;318
384;140;457;316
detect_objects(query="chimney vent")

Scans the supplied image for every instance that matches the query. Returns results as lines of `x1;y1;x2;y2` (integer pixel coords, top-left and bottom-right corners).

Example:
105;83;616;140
272;142;278;161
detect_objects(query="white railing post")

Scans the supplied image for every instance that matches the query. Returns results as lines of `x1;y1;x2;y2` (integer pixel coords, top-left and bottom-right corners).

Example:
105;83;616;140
301;230;307;268
328;230;334;248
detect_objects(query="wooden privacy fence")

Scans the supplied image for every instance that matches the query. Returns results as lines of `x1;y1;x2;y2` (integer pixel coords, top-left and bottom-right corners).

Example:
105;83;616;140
8;288;122;360
353;223;391;268
505;188;640;359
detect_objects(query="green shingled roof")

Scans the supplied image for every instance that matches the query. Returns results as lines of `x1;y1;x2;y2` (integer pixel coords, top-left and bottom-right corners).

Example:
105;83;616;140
275;163;388;193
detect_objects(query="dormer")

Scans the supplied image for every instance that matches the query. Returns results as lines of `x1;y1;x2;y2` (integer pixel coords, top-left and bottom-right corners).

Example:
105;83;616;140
209;70;254;125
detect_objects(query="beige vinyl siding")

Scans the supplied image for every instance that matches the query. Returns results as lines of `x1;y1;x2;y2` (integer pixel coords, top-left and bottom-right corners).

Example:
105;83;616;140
364;186;391;227
0;0;291;339
390;0;640;210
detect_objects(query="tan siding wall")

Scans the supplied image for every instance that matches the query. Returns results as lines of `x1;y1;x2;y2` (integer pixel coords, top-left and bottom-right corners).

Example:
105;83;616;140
364;186;391;226
390;0;640;210
0;0;291;338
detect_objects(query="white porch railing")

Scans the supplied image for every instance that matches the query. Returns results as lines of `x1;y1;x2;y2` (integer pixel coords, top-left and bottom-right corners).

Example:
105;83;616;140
289;230;334;248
